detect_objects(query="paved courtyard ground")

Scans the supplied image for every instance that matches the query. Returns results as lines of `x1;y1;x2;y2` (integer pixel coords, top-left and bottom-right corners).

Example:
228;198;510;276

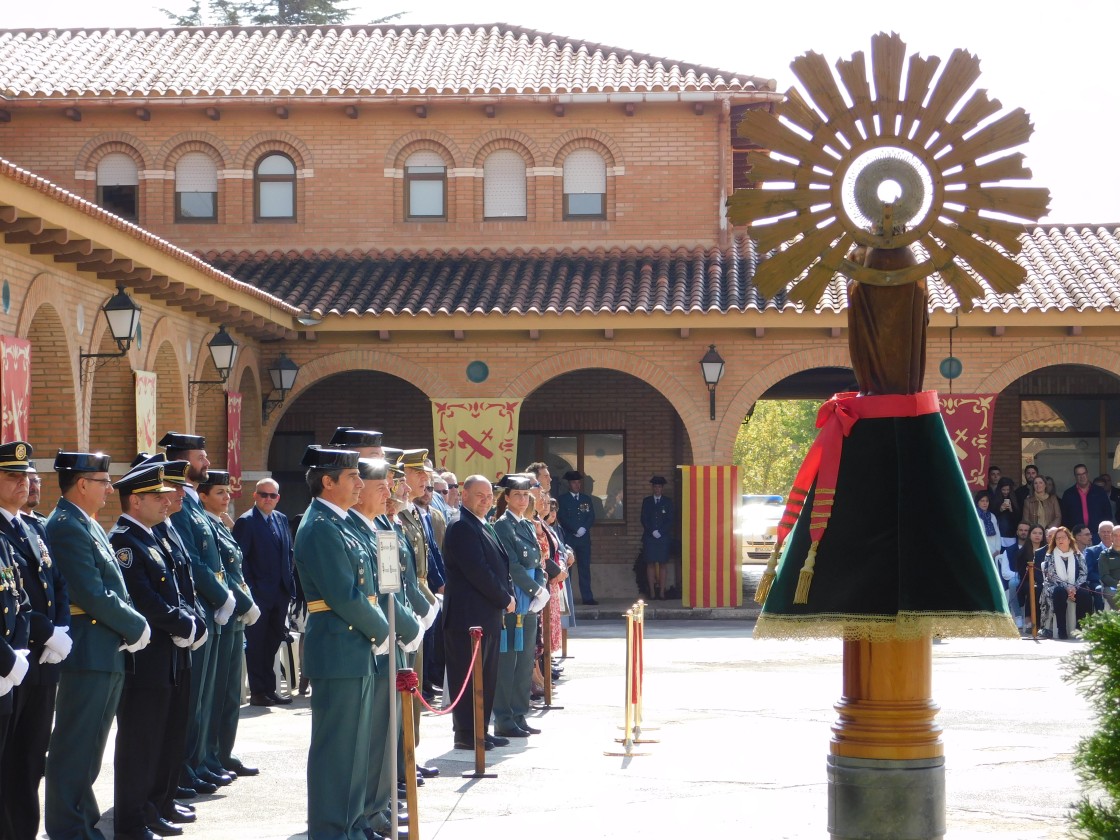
72;619;1089;839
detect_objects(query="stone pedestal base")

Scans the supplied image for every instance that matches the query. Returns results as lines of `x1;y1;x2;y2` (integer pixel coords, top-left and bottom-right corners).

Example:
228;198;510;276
827;754;945;840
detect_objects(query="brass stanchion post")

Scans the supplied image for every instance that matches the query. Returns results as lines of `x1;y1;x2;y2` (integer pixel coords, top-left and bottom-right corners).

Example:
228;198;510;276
461;626;496;779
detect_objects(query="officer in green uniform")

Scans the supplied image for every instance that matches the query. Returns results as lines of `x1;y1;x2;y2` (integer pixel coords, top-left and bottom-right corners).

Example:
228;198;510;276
349;458;422;839
294;446;391;840
491;474;549;738
161;432;236;793
44;451;150;840
198;470;261;779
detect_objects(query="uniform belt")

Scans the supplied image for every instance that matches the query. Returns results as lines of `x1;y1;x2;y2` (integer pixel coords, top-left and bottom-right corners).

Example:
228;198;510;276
307;595;378;614
70;605;87;616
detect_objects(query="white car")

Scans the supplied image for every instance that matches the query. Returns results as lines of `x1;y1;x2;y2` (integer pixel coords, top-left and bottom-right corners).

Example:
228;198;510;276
739;494;784;560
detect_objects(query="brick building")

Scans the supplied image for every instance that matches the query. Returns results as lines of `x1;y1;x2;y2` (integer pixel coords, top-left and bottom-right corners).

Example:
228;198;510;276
0;23;1118;597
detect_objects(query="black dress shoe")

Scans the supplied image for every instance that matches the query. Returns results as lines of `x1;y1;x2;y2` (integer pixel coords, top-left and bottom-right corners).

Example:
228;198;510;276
484;733;510;747
190;779;218;795
417;763;440;778
453;739;492;751
299;676;310;695
362;828;385;840
494;726;530;738
119;829;162;840
249;693;277;707
517;723;542;735
198;769;233;786
412;773;425;786
148;816;184;836
175;785;197;799
162;808;197;824
224;760;259;776
267;691;294;706
173;801;195;813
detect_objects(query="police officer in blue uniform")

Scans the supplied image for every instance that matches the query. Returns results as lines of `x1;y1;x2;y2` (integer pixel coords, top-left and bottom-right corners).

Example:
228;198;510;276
557;470;597;605
641;476;675;600
0;441;70;840
44;450;150;840
109;463;203;840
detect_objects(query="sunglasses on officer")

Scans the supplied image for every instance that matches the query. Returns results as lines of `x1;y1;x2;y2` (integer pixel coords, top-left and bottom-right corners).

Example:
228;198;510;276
256;491;279;499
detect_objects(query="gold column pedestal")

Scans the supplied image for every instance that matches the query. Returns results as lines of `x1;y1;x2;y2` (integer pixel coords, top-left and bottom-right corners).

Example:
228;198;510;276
831;637;943;761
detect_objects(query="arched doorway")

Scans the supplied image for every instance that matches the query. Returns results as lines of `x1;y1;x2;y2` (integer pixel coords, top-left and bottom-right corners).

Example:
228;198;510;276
86;328;136;529
267;369;432;518
519;368;693;599
191;353;228;470
25;301;79;514
153;340;186;447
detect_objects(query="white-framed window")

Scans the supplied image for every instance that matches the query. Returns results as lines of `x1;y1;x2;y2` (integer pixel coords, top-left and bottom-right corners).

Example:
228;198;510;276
96;153;139;221
563;149;607;220
255;153;296;220
483;150;527;220
405;150;446;220
175;152;218;222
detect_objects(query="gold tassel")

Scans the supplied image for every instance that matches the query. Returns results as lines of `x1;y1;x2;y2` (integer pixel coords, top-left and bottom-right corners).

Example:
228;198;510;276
754;547;780;605
793;540;819;604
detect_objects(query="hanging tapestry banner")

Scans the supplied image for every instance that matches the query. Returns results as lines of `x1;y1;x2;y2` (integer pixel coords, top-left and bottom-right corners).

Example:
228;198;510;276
0;336;30;443
227;391;243;498
939;393;999;489
431;399;522;479
134;370;157;456
680;465;742;608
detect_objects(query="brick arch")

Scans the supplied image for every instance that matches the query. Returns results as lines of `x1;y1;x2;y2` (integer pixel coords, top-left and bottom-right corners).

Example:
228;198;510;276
975;342;1120;395
152;340;186;450
234;361;264;472
547;129;623;168
158;132;233;168
76;133;153;170
24;298;80;458
714;345;854;459
236;132;314;170
500;348;705;459
17;272;79;382
262;349;454;446
467;130;542;167
385;130;463;169
86;326;138;468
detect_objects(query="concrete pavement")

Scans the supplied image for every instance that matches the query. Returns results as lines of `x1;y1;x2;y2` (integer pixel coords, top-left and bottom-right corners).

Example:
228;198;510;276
73;620;1087;839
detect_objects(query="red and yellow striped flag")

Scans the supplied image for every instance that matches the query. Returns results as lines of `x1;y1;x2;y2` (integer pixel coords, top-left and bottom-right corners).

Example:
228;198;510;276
680;466;742;608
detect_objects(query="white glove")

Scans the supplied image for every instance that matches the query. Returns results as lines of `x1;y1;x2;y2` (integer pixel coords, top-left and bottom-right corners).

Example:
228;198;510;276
652;530;661;539
418;599;437;631
39;648;64;665
124;623;152;653
529;588;550;614
398;631;423;654
0;674;11;697
575;527;587;538
191;627;209;651
172;623;196;649
45;625;73;660
242;603;262;626
214;591;236;626
7;650;29;686
373;636;392;656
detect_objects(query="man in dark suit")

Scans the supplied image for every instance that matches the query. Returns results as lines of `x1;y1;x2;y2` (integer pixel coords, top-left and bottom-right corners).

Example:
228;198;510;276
233;477;294;706
641;475;675;600
442;475;515;751
1061;463;1113;537
109;463;203;840
0;442;67;840
557;470;597;605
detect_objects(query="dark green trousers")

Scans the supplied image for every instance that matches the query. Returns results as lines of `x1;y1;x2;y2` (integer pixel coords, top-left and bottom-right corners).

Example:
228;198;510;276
186;618;220;774
365;654;397;830
212;622;245;766
493;610;538;731
308;675;374;840
44;669;124;840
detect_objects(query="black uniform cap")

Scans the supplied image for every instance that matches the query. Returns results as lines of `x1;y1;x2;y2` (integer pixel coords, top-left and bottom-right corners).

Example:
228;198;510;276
301;446;360;470
54;450;111;473
329;427;384;448
0;441;35;473
158;432;206;451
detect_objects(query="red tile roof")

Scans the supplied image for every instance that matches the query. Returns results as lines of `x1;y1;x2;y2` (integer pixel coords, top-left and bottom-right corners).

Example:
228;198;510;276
0;24;773;100
201;224;1120;319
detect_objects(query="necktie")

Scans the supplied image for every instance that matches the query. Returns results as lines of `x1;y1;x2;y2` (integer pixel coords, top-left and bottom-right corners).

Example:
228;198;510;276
268;515;283;542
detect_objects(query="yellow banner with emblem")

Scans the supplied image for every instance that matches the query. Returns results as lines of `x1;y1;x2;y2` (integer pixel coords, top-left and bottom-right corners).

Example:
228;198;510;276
431;399;522;480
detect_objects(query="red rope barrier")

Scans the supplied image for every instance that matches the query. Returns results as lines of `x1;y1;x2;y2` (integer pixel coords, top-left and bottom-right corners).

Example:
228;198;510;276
399;631;482;716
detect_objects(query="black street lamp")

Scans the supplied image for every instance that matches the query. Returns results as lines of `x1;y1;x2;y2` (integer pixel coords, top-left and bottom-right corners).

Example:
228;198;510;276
188;325;238;405
699;344;726;421
79;285;142;385
262;353;300;421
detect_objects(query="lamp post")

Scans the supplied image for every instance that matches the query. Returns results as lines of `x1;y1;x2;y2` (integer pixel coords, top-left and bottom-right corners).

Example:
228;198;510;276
262;353;300;421
188;325;238;405
79;285;142;385
699;344;725;421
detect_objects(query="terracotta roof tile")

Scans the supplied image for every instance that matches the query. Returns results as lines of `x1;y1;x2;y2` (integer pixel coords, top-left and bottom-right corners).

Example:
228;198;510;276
200;225;1120;320
0;24;771;100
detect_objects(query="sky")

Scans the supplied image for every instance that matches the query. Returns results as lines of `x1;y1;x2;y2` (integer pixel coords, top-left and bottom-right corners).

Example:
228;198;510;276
5;0;1119;222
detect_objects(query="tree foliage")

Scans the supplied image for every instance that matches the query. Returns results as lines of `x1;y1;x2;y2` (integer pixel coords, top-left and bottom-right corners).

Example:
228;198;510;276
161;0;403;26
1064;611;1120;837
733;400;820;496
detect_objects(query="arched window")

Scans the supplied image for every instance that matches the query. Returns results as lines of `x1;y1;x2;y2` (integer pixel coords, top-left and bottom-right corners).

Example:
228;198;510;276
483;150;527;220
96;153;139;221
405;150;446;220
562;149;607;220
175;152;218;222
255;153;296;221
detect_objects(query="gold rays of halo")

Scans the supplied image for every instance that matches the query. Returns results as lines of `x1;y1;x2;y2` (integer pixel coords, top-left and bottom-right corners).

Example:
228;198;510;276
727;31;1051;311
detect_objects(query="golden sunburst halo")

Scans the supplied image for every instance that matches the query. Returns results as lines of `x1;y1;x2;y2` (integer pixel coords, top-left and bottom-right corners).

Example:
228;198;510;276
727;32;1051;311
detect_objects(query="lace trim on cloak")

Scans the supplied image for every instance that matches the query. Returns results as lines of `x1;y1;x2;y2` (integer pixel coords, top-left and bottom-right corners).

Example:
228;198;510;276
753;610;1019;642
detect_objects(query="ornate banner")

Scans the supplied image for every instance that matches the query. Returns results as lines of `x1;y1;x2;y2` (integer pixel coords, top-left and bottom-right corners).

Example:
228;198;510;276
680;465;742;608
939;393;998;489
431;399;522;479
134;370;157;455
0;336;31;442
227;391;242;498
